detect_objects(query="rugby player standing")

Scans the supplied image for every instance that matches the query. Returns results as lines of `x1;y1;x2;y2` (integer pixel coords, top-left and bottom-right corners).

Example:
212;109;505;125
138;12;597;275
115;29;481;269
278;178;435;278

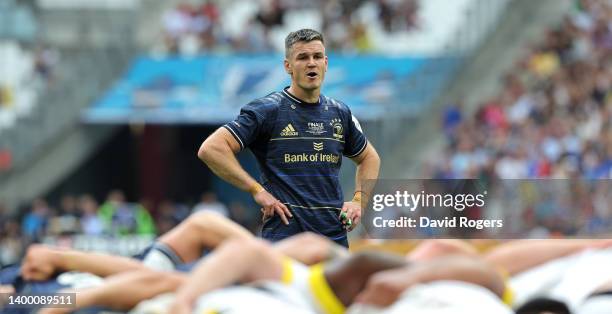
198;29;380;247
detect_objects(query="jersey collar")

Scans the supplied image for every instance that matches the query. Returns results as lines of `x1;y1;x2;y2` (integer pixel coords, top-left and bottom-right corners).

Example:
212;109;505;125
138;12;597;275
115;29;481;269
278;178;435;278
282;87;322;106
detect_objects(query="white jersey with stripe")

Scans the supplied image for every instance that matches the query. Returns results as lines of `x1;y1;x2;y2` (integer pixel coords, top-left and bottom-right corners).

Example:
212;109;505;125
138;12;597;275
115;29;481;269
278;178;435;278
195;284;315;314
509;250;583;306
509;248;612;311
347;281;512;314
577;295;612;314
243;258;345;314
548;248;612;311
131;285;314;314
132;258;343;314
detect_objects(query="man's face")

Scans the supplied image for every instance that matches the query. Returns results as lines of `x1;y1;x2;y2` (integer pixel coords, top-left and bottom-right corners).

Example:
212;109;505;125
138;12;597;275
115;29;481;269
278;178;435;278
284;40;328;93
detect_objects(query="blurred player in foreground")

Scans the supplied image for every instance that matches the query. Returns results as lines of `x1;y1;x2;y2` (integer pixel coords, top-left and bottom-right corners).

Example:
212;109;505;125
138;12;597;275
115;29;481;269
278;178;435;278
27;237;608;314
3;212;612;314
0;211;341;313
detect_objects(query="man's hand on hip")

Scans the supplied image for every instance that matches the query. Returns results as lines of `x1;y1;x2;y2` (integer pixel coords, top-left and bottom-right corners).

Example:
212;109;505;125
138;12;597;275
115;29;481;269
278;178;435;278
340;201;361;232
253;190;292;225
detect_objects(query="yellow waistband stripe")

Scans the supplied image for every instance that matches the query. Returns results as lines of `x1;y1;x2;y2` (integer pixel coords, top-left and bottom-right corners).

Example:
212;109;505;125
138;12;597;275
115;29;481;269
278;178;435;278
308;263;346;314
281;257;294;284
496;267;514;306
502;284;515;306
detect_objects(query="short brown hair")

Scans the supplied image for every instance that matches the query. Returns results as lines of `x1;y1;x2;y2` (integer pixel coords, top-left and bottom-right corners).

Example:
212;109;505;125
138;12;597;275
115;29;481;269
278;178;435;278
285;29;324;57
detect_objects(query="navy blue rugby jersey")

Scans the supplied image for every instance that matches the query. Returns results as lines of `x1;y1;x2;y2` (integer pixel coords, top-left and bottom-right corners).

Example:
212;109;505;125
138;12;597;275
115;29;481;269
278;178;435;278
223;88;367;244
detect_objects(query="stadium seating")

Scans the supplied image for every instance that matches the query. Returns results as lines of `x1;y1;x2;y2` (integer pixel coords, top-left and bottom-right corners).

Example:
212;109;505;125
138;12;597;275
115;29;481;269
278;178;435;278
85;0;512;124
0;41;39;132
430;0;612;180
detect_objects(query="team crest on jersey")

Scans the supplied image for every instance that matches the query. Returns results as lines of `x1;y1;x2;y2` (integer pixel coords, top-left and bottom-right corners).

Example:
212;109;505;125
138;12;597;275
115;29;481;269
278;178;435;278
330;118;343;139
306;122;326;135
280;123;298;136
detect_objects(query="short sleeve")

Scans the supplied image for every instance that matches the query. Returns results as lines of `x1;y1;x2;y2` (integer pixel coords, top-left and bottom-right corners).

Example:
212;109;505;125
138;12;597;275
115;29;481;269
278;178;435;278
343;113;368;158
223;103;267;151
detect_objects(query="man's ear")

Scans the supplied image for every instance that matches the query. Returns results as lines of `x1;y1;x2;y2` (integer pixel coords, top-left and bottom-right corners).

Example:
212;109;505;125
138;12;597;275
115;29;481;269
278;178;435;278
325;55;328;72
284;59;292;75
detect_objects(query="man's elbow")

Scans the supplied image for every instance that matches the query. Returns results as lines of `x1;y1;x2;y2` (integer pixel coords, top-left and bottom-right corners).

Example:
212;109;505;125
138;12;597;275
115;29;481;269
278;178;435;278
198;129;239;162
197;141;210;162
197;138;221;163
371;147;381;164
364;144;381;166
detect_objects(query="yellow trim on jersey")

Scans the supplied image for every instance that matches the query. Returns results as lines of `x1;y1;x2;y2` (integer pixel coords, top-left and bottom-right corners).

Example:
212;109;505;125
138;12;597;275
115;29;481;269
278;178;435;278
270;137;345;143
308;263;345;314
502;285;515;306
496;267;515;306
283;203;343;210
281;257;294;284
201;310;219;314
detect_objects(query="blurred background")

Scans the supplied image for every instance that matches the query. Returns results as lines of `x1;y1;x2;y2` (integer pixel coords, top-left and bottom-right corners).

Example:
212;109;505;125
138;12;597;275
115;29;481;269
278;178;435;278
0;0;610;264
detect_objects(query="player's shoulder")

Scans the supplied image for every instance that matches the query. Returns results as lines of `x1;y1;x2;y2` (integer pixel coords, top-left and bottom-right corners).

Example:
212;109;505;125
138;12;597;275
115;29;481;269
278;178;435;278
323;95;351;113
323;95;353;119
240;92;286;120
247;92;285;110
0;264;21;285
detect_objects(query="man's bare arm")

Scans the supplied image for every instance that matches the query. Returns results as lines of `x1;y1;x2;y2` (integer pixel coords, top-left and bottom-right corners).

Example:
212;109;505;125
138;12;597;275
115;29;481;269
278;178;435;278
342;142;380;229
356;255;505;307
170;238;285;314
198;128;257;192
351;142;381;198
274;232;349;265
484;239;612;276
198;128;292;224
21;245;145;281
39;270;186;314
159;211;254;263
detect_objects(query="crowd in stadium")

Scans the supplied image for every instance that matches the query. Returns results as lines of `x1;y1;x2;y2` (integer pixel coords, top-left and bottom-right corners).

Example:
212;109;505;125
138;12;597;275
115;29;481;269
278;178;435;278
430;0;611;180
155;0;419;55
420;0;612;243
0;191;258;267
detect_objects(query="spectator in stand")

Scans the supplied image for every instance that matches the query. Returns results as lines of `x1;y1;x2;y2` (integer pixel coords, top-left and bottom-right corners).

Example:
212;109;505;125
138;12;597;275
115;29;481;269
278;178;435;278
350;22;374;53
235;17;274;53
33;44;59;85
0;85;13;108
320;1;350;51
98;190;156;236
0;202;8;226
191;191;229;217
377;0;420;33
255;0;286;29
441;101;464;139
377;0;394;33
156;201;177;236
58;195;79;219
156;199;191;235
430;0;611;182
161;4;191;54
48;195;81;236
228;201;260;233
0;218;23;266
157;0;422;56
21;198;50;241
78;194;104;236
401;0;419;31
422;0;611;237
